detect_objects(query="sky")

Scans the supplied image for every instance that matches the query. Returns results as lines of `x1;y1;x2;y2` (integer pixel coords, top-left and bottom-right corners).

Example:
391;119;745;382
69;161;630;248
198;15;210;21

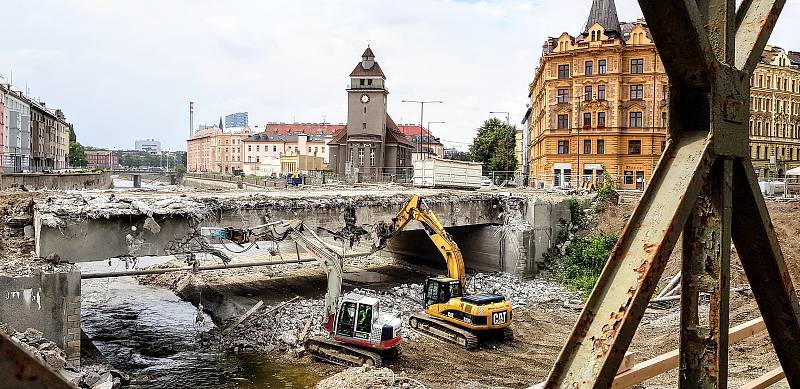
3;0;799;152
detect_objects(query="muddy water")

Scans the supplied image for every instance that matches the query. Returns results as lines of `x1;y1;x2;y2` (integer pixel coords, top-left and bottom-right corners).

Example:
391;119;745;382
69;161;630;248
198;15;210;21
80;259;321;389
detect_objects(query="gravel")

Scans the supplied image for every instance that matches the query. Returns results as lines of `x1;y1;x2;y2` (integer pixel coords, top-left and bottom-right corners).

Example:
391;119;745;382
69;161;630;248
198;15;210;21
315;365;427;389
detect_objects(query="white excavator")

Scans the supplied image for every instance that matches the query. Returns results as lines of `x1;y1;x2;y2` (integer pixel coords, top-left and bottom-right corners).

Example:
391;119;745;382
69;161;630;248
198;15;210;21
200;219;403;367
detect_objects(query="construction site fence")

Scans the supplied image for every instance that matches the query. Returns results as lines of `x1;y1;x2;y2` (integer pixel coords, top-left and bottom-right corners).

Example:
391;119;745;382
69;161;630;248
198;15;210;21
527;174;648;192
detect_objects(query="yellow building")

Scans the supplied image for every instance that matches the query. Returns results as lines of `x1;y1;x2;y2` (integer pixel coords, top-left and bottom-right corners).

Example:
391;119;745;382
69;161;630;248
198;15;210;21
525;0;668;190
750;45;800;178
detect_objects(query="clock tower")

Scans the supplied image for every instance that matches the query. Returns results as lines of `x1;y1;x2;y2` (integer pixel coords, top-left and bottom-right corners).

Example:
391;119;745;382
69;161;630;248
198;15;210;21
329;47;413;179
346;46;388;138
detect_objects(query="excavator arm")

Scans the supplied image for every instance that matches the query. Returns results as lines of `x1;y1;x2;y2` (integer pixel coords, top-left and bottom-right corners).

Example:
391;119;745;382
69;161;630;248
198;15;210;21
201;220;344;328
378;195;466;287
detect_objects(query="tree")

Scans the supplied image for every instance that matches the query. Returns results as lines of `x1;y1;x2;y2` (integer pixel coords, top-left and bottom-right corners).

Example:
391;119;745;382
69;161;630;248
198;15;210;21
69;142;87;167
468;118;518;172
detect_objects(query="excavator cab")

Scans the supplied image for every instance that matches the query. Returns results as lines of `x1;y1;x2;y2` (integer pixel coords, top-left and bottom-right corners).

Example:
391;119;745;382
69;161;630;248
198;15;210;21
423;276;463;308
331;293;402;351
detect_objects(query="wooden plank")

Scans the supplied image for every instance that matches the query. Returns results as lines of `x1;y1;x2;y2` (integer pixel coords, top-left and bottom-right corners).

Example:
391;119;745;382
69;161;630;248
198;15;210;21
739;367;785;389
222;300;264;335
297;317;313;344
617;351;638;374
611;317;766;388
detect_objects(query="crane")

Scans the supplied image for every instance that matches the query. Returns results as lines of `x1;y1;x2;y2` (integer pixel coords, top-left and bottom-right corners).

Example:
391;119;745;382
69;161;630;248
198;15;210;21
201;219;402;367
375;194;513;349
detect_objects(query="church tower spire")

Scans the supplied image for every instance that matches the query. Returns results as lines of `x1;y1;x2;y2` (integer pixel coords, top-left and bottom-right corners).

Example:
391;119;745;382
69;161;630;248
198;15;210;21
584;0;620;34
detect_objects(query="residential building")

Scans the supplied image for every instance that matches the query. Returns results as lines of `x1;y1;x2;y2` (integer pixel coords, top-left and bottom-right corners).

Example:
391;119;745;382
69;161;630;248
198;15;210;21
135;139;162;155
30;101;62;171
241;132;330;176
264;122;345;136
225;112;248;128
749;45;800;178
54;112;69;169
515;129;524;174
328;47;414;179
525;0;668;190
3;89;31;173
85;150;119;169
186;124;252;174
0;84;5;171
396;124;445;159
280;154;325;175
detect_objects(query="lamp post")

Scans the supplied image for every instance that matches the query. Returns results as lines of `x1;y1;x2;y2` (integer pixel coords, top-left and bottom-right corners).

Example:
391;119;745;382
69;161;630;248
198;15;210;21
427;121;445;158
489;111;510;125
403;100;442;161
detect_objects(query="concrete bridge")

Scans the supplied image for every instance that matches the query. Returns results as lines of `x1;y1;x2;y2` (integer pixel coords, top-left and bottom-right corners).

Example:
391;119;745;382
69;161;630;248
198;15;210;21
33;188;571;273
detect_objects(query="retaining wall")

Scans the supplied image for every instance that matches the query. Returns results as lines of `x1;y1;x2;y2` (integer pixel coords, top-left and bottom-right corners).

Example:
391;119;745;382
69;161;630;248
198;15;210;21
0;269;81;366
0;172;112;191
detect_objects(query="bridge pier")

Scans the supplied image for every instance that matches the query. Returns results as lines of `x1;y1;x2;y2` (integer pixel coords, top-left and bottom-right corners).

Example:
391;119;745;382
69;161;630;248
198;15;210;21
132;174;141;188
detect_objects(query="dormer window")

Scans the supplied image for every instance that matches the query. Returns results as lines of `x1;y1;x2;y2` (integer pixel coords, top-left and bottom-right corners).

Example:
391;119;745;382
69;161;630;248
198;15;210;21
591;31;597;41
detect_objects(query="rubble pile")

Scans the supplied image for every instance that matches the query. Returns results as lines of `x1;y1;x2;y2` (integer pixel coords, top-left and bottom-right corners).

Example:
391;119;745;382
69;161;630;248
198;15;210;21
35;193;214;227
201;273;578;354
0;324;128;389
315;365;427;389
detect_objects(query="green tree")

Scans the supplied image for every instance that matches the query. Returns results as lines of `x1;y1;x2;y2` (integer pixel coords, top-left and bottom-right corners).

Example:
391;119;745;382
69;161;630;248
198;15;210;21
468;118;518;172
68;142;87;167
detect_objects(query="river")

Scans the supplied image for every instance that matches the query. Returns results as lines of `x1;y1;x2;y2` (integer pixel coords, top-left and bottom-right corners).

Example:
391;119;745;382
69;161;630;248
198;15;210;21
80;258;322;388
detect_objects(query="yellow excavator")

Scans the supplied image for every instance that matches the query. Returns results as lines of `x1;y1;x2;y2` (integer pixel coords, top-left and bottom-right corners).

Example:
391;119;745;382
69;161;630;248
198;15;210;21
376;194;513;349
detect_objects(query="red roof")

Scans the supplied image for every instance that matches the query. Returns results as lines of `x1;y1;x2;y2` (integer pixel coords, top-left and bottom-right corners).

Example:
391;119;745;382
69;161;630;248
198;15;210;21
385;115;413;146
396;124;432;137
264;122;345;135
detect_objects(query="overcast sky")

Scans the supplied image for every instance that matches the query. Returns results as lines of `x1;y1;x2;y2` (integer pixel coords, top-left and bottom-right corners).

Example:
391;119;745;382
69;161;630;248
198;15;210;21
3;0;799;151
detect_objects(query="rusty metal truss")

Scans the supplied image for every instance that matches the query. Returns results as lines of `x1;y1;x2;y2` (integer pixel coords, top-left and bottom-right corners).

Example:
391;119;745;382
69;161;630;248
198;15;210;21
543;0;799;387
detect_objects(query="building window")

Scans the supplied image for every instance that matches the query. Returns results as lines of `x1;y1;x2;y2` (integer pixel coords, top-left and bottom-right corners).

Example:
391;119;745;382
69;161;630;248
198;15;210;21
583;139;591;154
597;139;605;154
598;112;606;127
558;64;570;79
370;148;375;167
631;58;644;74
248;145;251;152
557;140;569;154
368;79;373;86
631;84;644;100
273;145;277;152
358;148;364;166
585;61;593;76
599;59;607;74
360;79;365;85
629;112;643;128
584;85;593;101
628;140;642;155
557;88;569;103
624;171;634;185
362;123;367;130
662;112;668;127
583;112;592;128
597;85;606;100
557;114;569;129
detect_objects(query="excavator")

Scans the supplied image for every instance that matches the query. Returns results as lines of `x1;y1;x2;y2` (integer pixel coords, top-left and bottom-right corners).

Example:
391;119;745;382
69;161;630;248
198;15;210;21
375;194;513;349
200;219;402;367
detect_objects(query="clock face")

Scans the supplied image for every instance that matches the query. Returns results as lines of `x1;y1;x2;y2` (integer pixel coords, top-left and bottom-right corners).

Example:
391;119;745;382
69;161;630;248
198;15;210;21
361;94;370;104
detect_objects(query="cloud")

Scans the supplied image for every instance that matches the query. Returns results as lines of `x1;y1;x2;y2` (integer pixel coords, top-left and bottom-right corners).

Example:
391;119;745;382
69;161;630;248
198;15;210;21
2;0;798;151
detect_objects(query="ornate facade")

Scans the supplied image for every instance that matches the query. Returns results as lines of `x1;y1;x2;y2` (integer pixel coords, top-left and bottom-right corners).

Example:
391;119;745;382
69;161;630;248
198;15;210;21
749;45;800;178
525;0;668;190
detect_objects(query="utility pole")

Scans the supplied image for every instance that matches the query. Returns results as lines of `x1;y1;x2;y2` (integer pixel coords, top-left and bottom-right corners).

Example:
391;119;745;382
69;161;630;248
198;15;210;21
427;121;445;158
403;100;442;160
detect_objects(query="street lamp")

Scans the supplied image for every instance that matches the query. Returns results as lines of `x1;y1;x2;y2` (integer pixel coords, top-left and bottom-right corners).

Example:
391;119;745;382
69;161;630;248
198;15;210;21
403;99;443;160
427;121;445;158
489;111;510;125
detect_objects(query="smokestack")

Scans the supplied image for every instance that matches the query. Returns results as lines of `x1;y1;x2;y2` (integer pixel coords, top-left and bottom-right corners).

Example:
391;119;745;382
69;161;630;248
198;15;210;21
189;101;194;137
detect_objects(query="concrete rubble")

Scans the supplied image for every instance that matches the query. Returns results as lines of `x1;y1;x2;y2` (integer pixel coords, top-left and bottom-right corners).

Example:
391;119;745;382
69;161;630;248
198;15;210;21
200;272;579;354
315;365;428;389
0;324;128;389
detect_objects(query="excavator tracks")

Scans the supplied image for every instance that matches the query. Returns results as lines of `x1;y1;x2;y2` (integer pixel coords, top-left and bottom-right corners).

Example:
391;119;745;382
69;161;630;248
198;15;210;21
408;313;479;349
305;337;383;368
